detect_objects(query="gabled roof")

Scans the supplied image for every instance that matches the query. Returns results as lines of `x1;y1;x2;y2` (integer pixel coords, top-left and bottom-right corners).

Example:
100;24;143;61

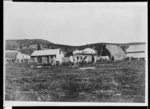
31;49;61;56
126;44;146;53
73;49;83;54
17;52;30;59
82;48;97;54
5;50;30;59
73;48;97;55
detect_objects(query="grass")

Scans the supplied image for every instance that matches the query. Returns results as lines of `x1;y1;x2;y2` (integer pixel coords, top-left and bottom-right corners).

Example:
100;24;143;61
5;60;145;102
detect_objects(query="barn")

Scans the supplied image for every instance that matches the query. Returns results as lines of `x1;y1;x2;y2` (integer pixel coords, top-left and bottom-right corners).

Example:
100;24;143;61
125;44;145;60
97;44;125;61
31;49;64;64
105;44;125;61
5;50;30;63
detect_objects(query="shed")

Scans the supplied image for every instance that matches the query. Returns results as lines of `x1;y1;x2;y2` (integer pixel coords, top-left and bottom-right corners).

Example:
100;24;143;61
125;44;145;60
73;48;98;63
31;49;64;64
5;50;30;63
82;48;97;54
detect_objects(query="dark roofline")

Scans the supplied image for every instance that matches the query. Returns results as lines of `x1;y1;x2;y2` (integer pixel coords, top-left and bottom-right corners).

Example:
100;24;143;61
31;54;56;57
126;51;145;53
73;53;98;56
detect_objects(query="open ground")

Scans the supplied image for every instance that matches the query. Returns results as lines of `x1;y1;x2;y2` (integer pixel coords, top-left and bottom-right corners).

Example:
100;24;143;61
5;60;145;102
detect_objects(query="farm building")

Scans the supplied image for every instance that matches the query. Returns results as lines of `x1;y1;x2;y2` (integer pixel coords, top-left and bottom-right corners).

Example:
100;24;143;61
73;48;98;63
73;48;97;55
5;50;30;63
72;46;125;62
105;44;125;61
125;44;145;60
96;44;125;61
31;49;64;64
73;49;83;54
82;48;97;54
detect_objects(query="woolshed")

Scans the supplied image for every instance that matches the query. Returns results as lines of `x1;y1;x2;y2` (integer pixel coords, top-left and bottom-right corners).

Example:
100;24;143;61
125;44;145;60
31;49;64;64
5;50;30;63
97;44;125;61
105;45;125;61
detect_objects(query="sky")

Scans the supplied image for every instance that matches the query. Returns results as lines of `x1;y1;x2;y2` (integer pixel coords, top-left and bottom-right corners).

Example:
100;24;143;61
4;2;147;46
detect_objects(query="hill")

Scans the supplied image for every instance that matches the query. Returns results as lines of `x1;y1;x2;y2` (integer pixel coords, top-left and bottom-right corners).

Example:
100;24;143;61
6;39;53;50
5;39;146;55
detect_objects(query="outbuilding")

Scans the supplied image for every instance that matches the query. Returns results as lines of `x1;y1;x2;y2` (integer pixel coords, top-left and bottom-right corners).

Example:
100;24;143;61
5;50;30;63
31;49;64;64
105;44;125;61
125;44;145;60
97;44;125;61
73;48;98;63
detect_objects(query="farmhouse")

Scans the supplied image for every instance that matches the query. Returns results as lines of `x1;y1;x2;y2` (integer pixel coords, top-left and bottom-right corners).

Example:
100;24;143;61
125;44;145;60
5;50;30;63
31;49;64;64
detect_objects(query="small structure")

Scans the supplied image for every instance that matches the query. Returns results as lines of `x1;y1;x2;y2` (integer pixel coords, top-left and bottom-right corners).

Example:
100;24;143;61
5;50;30;63
73;49;83;54
73;48;98;63
17;51;30;63
31;49;64;64
125;44;145;60
82;48;97;54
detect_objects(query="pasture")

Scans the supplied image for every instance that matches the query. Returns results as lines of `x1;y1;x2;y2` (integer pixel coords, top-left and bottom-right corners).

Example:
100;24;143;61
5;60;145;102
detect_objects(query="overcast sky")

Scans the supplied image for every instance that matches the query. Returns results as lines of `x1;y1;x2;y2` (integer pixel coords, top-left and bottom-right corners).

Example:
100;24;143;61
4;2;147;46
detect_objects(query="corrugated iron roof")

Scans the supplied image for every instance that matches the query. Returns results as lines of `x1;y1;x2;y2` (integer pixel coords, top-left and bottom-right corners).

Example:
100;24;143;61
31;49;61;56
73;48;97;55
126;44;146;53
82;48;97;54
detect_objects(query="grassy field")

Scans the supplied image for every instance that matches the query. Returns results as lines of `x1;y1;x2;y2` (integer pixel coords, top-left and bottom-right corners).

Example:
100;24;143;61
5;60;145;102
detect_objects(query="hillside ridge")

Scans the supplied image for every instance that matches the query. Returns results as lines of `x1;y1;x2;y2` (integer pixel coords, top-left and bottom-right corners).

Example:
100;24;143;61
5;39;146;55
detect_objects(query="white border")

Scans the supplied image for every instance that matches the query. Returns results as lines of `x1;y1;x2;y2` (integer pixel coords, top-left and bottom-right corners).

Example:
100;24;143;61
3;2;148;107
4;101;148;107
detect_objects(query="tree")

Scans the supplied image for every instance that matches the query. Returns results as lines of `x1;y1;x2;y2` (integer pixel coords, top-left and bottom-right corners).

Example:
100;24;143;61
64;48;68;52
37;45;42;50
20;45;23;49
